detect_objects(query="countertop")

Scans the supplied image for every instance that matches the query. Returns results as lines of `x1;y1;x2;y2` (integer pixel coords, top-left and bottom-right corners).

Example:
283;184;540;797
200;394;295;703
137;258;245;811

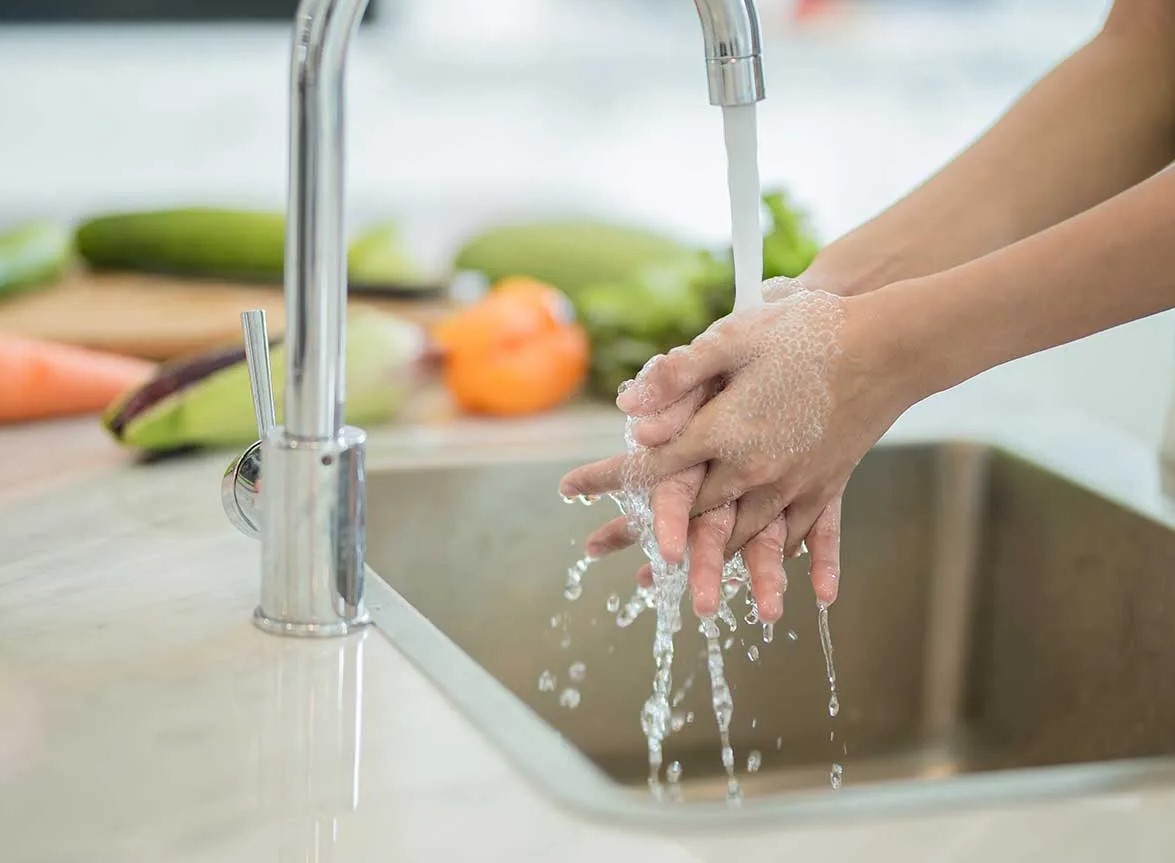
4;388;1175;862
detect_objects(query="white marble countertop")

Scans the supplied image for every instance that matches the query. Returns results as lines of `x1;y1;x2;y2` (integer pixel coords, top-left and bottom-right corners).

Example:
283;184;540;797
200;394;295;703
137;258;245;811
4;388;1175;862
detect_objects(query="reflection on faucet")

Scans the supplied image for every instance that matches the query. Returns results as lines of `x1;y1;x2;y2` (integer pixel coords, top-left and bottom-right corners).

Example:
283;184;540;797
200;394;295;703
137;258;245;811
256;631;365;863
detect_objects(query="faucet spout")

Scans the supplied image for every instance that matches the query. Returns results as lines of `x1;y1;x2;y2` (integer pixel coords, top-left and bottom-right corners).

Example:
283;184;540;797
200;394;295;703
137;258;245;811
693;0;766;106
286;0;368;441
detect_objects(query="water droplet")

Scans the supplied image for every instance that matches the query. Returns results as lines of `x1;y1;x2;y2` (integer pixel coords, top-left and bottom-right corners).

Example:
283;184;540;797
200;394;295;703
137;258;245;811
549;613;562;629
670;713;686;732
561;494;576;505
775;736;783;750
747;750;762;773
666;761;683;783
721;746;734;769
751;717;757;729
578;494;600;506
606;593;620;613
563;555;593;601
559;688;581;709
762;622;774;644
746;644;759;662
828;692;840;718
685;711;695;724
538;670;556;692
569;661;587;683
744;608;759;626
559;634;572;650
671;690;685;708
787;629;798;642
616;588;651;627
830;762;844;790
723;636;734;651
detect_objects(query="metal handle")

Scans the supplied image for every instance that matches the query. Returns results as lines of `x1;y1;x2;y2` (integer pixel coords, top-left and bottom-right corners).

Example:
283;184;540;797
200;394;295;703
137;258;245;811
242;309;277;437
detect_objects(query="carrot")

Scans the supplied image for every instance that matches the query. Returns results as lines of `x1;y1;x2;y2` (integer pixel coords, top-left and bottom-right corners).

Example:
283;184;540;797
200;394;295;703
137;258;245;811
0;336;155;423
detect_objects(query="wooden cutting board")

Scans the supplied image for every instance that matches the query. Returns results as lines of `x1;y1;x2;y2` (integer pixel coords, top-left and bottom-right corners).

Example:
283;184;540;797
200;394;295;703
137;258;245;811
0;270;457;360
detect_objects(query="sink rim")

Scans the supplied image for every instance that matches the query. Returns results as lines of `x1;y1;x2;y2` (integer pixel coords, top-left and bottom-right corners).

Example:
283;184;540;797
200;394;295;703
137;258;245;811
363;416;1175;829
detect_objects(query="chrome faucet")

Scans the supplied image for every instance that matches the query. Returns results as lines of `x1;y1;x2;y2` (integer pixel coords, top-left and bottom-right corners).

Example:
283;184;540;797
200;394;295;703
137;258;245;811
222;0;765;637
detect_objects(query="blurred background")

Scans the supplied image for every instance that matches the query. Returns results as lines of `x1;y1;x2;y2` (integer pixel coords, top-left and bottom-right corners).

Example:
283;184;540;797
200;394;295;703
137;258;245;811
3;0;1168;444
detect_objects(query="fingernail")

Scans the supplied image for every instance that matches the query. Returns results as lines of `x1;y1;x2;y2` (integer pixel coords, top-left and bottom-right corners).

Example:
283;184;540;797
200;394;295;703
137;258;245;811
616;385;642;412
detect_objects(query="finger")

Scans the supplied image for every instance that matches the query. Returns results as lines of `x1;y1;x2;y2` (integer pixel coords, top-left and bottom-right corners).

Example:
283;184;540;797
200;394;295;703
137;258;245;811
636;562;653;588
629;382;712;448
687;504;735;618
780;498;823;560
650;465;705;565
808;495;843;607
725;486;788;556
742;515;788;623
617;333;738;415
690;458;758;518
559;454;625;498
584;516;636;559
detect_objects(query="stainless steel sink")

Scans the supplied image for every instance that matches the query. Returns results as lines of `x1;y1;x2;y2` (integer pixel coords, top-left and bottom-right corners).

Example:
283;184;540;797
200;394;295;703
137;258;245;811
363;439;1175;825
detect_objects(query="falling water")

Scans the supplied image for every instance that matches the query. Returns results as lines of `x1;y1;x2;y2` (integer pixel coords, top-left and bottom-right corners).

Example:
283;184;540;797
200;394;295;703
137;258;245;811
722;104;764;313
818;603;844;789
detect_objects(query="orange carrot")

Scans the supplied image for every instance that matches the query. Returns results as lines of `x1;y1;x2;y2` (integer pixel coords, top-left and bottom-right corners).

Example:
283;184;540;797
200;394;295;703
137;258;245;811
0;336;155;423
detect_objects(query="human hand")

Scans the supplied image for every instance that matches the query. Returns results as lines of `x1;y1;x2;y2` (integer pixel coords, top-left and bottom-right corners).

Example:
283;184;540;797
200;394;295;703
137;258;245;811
563;280;919;621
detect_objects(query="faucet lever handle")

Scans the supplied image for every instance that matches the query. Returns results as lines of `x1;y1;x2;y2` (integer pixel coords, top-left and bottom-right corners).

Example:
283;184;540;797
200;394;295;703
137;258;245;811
241;309;277;437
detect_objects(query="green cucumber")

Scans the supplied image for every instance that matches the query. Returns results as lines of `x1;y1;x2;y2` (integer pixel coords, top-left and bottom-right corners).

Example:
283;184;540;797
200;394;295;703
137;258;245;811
75;207;430;290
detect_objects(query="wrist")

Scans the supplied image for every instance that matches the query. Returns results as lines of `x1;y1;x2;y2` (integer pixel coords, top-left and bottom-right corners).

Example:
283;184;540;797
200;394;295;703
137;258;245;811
845;275;964;410
802;243;916;299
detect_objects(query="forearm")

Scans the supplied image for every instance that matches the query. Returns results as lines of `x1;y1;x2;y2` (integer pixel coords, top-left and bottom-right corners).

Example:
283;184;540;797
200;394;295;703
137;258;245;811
804;1;1175;297
877;164;1175;402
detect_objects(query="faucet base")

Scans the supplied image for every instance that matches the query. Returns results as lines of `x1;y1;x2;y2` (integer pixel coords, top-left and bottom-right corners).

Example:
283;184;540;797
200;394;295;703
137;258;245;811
253;606;370;638
257;425;369;638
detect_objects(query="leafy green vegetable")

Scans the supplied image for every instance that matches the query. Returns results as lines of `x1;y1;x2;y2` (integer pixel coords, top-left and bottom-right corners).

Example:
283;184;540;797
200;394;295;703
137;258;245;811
575;188;821;397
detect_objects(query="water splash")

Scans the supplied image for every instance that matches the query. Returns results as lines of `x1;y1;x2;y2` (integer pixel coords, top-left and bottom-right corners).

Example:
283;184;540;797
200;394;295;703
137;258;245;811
701;617;741;802
563;555;594;601
818;602;844;789
615;586;653;628
830;762;844;790
818;603;839;719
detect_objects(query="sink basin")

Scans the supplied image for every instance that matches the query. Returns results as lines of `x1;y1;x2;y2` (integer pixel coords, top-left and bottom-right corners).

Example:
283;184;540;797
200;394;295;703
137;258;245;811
363;438;1175;825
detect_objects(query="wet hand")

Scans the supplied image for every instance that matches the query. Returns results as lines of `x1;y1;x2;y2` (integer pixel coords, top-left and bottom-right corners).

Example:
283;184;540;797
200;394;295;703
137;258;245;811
564;282;918;620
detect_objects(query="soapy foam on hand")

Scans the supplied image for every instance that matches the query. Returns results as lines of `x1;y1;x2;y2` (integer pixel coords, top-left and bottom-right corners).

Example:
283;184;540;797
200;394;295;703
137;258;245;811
621;283;845;489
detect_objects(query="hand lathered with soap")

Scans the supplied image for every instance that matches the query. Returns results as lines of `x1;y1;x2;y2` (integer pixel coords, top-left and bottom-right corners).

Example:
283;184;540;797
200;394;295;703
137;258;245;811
561;0;1175;622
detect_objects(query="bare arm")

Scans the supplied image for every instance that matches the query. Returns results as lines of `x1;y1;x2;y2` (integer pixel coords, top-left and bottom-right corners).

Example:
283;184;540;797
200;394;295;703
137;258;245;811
875;163;1175;402
803;0;1175;297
